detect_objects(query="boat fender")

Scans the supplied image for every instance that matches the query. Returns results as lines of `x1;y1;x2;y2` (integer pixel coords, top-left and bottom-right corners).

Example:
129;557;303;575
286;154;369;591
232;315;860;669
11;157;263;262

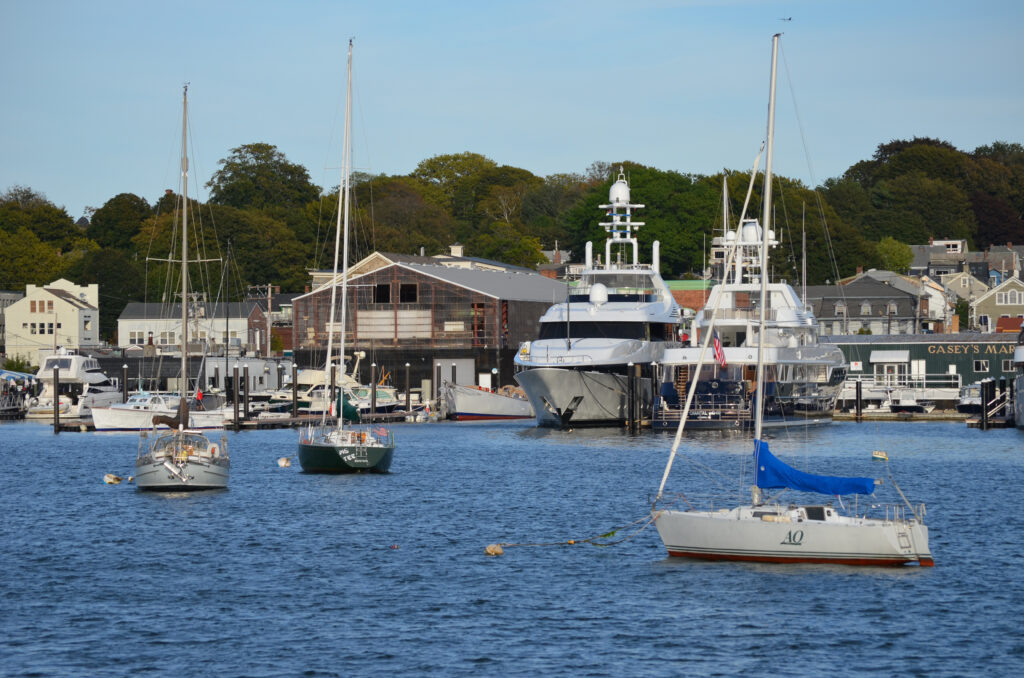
30;397;38;407
210;444;218;457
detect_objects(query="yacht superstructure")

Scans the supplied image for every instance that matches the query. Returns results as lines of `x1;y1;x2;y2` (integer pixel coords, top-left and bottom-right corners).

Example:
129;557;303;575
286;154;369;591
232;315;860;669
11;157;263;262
653;218;846;430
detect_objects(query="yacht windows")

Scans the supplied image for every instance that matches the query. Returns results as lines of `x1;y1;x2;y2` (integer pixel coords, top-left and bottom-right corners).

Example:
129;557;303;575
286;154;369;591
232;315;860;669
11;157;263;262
538;321;652;341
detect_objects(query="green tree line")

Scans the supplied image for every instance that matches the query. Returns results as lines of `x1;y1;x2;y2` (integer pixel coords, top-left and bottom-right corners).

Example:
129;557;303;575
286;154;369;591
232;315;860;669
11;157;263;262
2;138;1022;341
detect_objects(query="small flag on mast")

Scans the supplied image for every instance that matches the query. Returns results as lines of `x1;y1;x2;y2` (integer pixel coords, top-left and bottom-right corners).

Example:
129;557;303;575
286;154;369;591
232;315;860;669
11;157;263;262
713;330;726;367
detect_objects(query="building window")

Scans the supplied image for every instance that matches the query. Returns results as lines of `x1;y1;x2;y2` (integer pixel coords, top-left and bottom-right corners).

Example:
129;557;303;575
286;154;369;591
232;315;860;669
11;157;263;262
961;277;968;288
30;300;36;312
30;323;36;335
974;360;989;372
860;301;871;315
399;283;417;303
1003;359;1013;371
84;320;92;331
997;289;1023;305
47;323;54;335
47;300;53;311
374;283;391;304
887;301;898;315
978;315;990;329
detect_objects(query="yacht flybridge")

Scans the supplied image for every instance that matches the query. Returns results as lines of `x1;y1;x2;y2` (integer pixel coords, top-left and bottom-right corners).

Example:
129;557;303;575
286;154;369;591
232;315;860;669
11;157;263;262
514;168;682;427
652;216;846;429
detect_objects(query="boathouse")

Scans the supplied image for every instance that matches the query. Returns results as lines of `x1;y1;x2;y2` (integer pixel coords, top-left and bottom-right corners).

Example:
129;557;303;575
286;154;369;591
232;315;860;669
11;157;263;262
292;251;566;395
825;333;1018;408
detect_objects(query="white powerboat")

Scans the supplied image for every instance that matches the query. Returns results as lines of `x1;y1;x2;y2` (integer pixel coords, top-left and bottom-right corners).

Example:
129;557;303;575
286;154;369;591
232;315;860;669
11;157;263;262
514;168;682;427
26;349;122;419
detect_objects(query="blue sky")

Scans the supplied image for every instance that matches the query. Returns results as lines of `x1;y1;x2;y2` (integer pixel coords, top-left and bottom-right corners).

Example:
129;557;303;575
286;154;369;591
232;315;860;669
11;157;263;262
2;0;1021;220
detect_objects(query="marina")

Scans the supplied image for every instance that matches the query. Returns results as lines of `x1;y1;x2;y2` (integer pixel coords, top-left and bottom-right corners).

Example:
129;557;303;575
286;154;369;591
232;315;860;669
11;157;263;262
1;417;1022;675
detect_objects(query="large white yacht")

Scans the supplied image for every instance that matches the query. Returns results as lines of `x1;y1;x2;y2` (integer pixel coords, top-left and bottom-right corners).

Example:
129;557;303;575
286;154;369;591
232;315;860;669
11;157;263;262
514;168;683;427
25;349;122;419
652;217;846;430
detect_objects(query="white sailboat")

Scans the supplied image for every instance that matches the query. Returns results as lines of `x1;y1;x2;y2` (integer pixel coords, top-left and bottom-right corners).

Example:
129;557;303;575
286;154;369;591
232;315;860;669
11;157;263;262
652;34;932;567
296;40;395;473
134;85;229;491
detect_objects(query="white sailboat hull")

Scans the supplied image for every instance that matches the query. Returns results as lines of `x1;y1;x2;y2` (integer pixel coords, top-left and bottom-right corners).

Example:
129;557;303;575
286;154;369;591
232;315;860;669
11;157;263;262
654;506;933;567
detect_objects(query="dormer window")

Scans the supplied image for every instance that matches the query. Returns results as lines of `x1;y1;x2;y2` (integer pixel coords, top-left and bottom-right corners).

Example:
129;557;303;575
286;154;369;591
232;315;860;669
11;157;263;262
834;302;846;317
860;301;871;315
887;301;898;315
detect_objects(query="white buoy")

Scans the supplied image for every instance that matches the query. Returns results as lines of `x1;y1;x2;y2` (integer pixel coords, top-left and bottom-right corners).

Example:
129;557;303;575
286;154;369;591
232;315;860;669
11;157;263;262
485;544;504;556
277;457;292;468
103;474;123;485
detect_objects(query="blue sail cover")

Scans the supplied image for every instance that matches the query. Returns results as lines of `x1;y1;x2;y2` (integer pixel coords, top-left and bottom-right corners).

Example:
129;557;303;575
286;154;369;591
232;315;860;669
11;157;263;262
754;440;875;496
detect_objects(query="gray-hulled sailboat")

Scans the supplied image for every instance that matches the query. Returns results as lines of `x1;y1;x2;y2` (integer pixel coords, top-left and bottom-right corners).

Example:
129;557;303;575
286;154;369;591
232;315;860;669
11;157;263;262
297;40;395;473
134;85;229;491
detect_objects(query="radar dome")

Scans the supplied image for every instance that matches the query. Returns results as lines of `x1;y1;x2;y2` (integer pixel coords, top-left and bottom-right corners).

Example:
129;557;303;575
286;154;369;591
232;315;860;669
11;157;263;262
608;178;630;205
589;282;609;305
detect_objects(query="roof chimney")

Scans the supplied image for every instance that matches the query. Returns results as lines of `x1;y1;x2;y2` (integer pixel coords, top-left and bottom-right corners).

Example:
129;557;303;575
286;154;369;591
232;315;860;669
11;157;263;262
450;243;464;257
856;266;863;275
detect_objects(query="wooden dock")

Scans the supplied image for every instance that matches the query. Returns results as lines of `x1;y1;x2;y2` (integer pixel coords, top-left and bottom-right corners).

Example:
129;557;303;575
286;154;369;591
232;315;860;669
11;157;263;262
965;415;1015;429
53;409;421;433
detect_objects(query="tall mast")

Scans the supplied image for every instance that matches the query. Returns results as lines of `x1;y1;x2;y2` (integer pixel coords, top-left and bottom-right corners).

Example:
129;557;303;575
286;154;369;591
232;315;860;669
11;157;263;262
322;39;354;427
180;84;190;399
338;38;354;431
754;33;780;442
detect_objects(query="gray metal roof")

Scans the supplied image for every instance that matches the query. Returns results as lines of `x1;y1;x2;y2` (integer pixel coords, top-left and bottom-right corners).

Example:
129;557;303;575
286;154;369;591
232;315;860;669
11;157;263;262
118;301;261;320
394;263;566;302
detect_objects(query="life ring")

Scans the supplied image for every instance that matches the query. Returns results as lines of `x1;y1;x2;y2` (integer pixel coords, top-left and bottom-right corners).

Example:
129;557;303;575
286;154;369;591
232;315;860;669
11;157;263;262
710;381;720;390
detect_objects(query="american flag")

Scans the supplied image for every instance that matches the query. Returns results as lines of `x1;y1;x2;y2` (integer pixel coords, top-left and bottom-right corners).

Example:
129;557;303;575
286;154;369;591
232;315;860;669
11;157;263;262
712;330;726;367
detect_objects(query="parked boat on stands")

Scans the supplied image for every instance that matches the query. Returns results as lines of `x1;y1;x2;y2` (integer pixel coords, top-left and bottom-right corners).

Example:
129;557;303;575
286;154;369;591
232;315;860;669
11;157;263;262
134;85;229;491
296;40;395;474
443;381;533;420
24;349;122;420
514;168;683;428
652;35;932;567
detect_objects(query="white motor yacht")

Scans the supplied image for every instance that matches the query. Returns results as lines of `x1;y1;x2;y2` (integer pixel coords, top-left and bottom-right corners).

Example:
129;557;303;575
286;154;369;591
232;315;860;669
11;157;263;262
514;168;683;427
25;349;122;419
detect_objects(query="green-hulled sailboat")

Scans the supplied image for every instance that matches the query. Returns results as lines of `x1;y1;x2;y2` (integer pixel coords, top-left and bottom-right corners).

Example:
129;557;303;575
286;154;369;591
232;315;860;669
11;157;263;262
297;39;395;474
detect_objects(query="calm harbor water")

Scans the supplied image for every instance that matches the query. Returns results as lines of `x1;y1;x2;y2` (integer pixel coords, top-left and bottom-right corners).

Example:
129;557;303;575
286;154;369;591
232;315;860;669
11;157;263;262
2;418;1022;677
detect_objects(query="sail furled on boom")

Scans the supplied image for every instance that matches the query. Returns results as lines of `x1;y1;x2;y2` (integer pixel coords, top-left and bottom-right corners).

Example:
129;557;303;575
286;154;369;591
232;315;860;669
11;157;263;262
754;440;875;496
